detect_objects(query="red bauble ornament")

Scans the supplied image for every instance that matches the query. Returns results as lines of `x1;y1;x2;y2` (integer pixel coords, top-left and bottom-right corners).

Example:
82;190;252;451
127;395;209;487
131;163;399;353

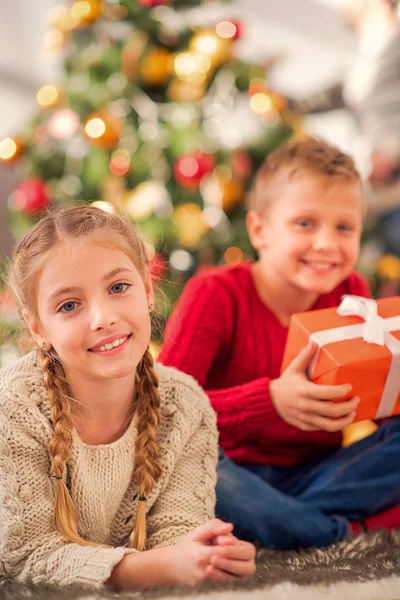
150;253;168;281
137;0;171;5
14;178;50;214
174;152;216;188
231;150;252;179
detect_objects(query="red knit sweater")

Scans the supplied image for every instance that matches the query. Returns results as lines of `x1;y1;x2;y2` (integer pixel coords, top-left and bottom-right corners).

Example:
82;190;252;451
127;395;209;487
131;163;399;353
159;262;371;467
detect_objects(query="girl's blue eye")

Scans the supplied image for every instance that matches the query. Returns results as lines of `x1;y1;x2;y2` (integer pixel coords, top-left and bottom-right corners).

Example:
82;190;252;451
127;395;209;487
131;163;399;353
337;224;353;232
110;282;130;294
59;301;77;313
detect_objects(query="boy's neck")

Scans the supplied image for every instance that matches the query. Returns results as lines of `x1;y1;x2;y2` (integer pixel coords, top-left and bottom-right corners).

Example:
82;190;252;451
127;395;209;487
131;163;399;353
251;261;320;327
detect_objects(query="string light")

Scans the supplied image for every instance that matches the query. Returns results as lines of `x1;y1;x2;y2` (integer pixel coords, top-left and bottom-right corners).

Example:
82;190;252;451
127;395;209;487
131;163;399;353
47;109;80;140
216;21;237;39
36;84;60;109
0;138;19;161
169;249;194;272
85;117;106;139
91;200;116;213
249;93;272;115
174;51;210;84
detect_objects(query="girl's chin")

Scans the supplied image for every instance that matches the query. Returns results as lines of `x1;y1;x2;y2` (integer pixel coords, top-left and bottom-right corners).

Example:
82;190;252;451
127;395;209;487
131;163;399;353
98;368;136;380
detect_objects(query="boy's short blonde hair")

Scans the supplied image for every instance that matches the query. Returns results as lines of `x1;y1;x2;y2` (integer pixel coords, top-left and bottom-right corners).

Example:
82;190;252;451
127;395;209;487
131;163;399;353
251;137;362;214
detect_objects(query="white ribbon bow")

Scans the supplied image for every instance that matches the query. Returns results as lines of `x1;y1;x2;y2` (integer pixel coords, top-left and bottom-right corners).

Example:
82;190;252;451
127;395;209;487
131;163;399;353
337;295;386;346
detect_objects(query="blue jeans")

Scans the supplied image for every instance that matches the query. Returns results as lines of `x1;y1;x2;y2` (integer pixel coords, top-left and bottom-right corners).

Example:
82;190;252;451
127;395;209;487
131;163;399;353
215;416;400;549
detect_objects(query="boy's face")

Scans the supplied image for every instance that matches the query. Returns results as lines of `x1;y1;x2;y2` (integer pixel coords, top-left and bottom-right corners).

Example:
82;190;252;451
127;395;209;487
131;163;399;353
249;173;364;297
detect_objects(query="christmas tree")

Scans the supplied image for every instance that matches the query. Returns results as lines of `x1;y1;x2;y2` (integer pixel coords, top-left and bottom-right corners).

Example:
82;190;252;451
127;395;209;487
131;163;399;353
0;0;297;360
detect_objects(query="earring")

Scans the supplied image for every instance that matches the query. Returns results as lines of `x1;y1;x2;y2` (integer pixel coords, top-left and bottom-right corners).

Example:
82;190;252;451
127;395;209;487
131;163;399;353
40;342;49;351
148;302;154;311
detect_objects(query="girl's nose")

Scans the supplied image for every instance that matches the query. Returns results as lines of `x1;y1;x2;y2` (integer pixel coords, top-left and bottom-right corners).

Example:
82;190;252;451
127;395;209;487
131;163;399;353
89;303;117;330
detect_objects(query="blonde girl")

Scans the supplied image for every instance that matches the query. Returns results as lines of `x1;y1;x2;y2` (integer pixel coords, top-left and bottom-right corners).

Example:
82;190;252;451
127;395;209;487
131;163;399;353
0;205;255;590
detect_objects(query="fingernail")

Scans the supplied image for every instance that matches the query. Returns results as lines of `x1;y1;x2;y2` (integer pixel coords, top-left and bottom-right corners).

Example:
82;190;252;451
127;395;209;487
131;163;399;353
344;384;352;392
354;396;360;404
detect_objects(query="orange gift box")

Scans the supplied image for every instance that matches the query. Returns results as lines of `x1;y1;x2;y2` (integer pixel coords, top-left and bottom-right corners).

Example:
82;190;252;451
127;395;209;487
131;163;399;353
281;295;400;423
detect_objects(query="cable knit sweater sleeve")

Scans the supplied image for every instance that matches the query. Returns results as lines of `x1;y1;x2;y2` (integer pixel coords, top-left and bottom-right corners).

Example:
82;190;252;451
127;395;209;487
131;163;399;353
0;378;137;588
146;367;218;549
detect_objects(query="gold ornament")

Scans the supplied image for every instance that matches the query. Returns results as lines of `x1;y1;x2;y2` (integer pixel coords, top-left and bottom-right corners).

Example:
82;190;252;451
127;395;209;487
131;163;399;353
173;204;208;247
189;30;232;67
141;47;171;87
342;420;378;447
167;79;206;102
70;0;102;26
221;179;245;212
378;254;400;281
173;51;211;85
84;110;122;149
121;32;148;81
224;246;244;265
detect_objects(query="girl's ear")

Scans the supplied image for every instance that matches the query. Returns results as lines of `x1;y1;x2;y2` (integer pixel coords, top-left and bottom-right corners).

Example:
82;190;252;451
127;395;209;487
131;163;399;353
144;277;154;311
22;309;45;348
246;210;269;251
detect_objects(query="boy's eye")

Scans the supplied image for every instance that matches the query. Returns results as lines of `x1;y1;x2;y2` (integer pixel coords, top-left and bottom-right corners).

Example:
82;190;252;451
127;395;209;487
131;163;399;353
337;223;354;232
59;301;77;313
110;282;131;294
295;220;313;228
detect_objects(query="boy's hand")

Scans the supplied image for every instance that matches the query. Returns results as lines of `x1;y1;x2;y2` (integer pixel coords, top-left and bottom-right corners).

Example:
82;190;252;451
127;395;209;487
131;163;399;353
270;344;360;432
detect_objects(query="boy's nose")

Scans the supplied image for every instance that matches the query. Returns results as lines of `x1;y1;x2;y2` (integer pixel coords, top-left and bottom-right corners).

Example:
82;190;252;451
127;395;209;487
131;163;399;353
312;228;338;251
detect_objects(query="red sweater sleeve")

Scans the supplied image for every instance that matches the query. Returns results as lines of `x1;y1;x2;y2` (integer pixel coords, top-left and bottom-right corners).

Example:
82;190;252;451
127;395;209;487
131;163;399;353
159;275;280;443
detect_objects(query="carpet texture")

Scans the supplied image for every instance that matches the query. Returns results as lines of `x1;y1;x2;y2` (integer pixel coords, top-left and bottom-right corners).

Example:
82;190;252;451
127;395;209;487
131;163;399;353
1;530;400;600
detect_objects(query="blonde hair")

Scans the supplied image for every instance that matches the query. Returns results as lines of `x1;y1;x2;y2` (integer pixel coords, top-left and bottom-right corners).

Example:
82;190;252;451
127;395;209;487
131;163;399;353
8;204;162;550
251;137;362;214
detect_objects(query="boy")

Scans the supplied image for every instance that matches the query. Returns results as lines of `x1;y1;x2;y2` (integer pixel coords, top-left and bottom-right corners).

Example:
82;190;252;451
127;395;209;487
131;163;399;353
160;138;400;549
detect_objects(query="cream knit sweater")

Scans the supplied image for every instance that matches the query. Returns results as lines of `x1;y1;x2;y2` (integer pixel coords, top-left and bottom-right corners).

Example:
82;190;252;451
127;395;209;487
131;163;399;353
0;352;218;588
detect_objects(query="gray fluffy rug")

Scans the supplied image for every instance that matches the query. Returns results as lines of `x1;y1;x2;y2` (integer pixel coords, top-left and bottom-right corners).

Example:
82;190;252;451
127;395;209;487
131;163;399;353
2;530;400;600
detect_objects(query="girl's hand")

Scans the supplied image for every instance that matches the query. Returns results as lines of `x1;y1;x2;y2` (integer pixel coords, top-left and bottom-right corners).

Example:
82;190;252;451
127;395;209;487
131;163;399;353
270;343;360;432
207;534;256;581
170;519;235;587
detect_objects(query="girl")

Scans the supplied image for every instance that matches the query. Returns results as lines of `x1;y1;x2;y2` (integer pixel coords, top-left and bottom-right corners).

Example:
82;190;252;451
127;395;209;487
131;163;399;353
0;205;255;590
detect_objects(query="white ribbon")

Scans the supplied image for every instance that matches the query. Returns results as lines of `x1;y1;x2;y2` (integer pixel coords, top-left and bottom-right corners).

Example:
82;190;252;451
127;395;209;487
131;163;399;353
308;295;400;419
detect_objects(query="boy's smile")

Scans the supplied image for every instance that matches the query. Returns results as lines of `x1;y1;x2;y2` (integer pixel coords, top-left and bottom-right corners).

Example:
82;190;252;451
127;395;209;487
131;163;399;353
249;173;364;317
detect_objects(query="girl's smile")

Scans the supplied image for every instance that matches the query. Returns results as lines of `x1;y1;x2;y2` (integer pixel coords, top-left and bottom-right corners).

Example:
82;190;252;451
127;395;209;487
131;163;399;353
88;333;132;355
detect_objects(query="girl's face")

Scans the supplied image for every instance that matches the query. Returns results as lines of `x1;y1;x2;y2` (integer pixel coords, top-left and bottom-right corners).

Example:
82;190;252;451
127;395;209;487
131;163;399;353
27;240;153;384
